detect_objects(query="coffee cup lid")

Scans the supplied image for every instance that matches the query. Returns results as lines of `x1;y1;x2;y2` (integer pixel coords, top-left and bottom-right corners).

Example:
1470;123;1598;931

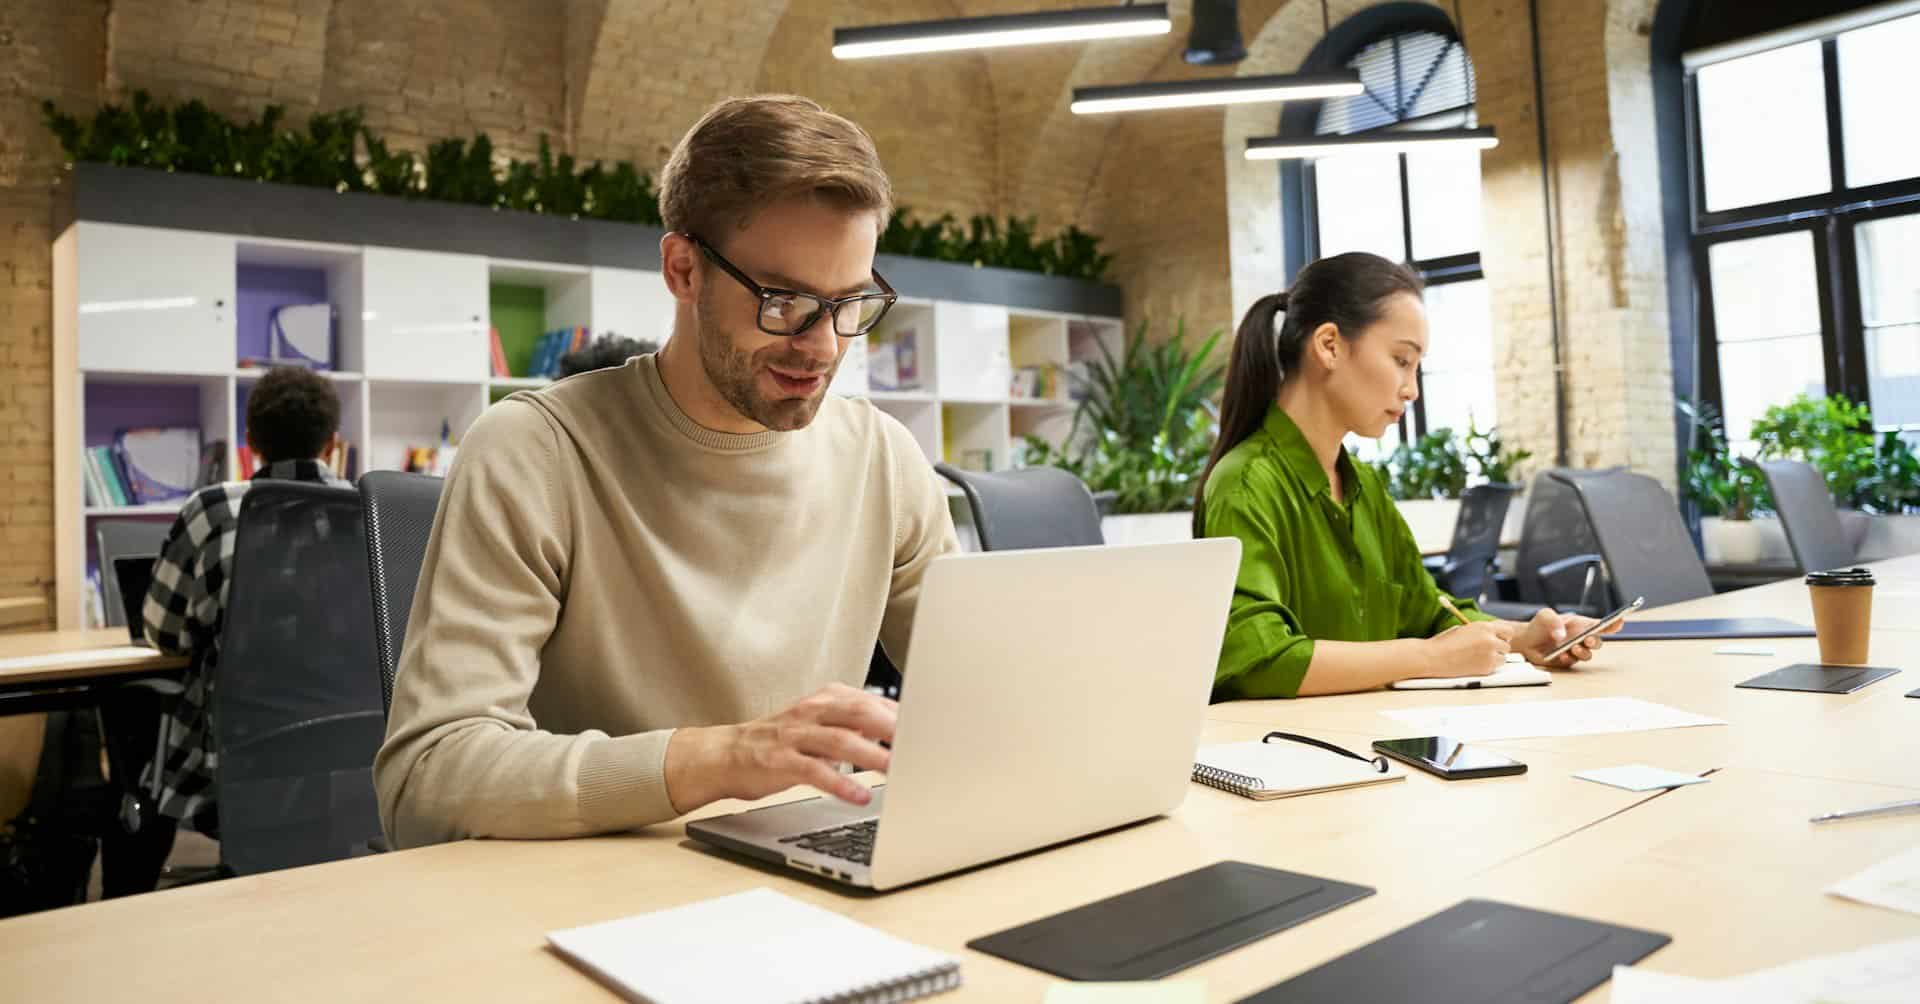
1806;566;1875;586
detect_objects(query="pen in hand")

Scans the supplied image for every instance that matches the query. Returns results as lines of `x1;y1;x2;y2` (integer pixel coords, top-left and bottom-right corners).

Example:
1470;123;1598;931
1437;594;1471;628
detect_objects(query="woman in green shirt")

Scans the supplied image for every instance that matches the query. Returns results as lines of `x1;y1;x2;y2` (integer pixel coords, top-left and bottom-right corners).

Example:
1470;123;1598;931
1195;253;1615;698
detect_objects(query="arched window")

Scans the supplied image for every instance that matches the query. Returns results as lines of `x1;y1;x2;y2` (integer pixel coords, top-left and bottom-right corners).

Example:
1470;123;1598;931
1286;13;1492;458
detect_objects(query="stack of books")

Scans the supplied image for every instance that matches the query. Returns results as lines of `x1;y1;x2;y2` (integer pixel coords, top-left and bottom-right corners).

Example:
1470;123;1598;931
82;427;202;507
492;327;593;380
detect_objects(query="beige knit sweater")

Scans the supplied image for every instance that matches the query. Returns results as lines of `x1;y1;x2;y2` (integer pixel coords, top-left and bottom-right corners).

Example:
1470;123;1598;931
374;353;958;848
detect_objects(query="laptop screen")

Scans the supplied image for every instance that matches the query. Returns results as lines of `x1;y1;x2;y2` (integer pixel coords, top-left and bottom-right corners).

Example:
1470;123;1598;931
113;555;157;646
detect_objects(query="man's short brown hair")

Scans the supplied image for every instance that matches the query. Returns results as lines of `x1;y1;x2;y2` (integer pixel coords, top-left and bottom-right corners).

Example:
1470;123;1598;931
657;94;894;241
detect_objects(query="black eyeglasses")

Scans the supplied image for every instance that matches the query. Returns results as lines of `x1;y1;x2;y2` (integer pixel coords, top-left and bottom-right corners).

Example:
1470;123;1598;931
683;232;898;338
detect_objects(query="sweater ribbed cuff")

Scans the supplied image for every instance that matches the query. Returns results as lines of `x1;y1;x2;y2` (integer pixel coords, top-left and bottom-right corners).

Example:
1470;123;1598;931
577;729;679;832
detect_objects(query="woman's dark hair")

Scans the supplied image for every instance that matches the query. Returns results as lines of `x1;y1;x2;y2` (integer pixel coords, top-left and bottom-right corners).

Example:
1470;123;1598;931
558;334;659;378
1192;252;1423;534
246;366;340;464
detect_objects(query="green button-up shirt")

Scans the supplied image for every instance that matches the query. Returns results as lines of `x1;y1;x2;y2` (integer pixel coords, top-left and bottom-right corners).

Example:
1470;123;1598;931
1200;406;1492;699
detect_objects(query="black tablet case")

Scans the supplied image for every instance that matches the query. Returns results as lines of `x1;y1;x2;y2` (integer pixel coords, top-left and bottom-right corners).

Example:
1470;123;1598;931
1737;663;1900;694
1236;899;1670;1004
966;861;1373;981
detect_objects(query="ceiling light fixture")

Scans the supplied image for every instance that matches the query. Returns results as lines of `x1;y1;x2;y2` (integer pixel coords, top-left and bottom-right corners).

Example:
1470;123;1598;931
832;4;1171;60
1071;70;1362;115
1243;126;1498;160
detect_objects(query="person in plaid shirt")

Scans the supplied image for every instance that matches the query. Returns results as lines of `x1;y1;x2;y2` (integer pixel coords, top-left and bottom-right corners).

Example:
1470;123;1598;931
137;367;345;858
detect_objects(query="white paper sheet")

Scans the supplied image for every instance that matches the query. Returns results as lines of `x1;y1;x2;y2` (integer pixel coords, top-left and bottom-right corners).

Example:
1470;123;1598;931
1613;937;1920;1004
1829;846;1920;919
1573;764;1711;792
1381;697;1726;742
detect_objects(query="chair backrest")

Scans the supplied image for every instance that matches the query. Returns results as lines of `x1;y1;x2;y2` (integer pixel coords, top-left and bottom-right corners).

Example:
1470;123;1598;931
1759;458;1855;574
934;464;1105;551
1513;470;1605;608
357;471;446;714
94;519;171;627
1442;482;1520;599
215;481;385;876
1555;468;1716;610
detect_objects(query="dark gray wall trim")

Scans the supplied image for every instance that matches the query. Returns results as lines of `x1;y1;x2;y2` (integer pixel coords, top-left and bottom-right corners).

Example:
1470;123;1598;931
61;163;1122;318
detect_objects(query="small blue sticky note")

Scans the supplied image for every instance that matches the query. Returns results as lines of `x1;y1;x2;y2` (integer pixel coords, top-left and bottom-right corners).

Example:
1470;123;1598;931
1574;764;1711;792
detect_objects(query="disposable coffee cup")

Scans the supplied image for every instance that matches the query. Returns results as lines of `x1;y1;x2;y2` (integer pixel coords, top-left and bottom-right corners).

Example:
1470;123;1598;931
1806;567;1875;665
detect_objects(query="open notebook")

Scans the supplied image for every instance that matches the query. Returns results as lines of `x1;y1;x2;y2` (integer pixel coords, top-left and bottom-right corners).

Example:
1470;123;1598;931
546;887;961;1004
1193;740;1406;800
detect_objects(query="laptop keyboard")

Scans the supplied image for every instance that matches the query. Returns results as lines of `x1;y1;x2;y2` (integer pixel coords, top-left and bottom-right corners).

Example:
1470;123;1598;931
779;819;877;865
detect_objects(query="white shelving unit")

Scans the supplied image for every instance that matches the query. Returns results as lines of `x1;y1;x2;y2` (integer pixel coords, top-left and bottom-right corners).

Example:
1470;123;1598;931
837;297;1120;473
51;219;1120;628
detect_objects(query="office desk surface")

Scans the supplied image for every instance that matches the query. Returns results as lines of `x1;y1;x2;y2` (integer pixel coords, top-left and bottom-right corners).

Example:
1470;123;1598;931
1472;766;1920;999
0;628;185;687
1;559;1916;1001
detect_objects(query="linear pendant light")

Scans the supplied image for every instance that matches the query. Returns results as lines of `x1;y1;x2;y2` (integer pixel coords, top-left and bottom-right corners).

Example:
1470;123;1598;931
1243;126;1498;160
1072;70;1362;114
833;4;1171;60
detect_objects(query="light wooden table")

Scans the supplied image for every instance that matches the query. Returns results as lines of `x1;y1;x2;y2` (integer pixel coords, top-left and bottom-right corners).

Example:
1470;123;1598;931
0;561;1915;1002
0;628;188;817
0;628;188;691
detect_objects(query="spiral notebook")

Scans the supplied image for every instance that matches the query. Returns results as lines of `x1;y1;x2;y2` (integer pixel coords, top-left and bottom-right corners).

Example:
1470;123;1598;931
1193;740;1406;800
546;887;961;1004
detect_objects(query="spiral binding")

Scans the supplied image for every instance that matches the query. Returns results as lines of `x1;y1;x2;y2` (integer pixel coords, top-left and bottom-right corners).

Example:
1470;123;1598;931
805;961;962;1004
1192;763;1267;798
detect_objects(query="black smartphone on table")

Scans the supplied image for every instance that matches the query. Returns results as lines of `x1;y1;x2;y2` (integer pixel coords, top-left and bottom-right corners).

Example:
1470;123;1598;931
1372;737;1527;780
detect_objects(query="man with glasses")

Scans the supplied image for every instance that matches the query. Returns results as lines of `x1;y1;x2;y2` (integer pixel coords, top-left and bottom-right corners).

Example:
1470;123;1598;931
375;95;959;848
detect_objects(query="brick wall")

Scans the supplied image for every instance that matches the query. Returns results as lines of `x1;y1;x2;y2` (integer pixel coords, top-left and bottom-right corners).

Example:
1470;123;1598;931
0;0;106;619
0;0;1691;624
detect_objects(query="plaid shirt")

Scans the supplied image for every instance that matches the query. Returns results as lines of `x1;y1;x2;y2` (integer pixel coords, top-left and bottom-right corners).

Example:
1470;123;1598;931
140;459;344;826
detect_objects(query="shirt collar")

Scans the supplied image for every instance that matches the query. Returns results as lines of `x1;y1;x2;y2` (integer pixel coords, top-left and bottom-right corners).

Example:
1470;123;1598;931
1259;406;1365;504
254;458;344;486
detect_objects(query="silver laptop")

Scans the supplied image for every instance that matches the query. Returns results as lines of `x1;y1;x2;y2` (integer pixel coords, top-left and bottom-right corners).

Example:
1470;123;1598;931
687;538;1241;891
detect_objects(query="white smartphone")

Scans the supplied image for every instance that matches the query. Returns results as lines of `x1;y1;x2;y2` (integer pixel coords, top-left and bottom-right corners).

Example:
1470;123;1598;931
1544;596;1644;660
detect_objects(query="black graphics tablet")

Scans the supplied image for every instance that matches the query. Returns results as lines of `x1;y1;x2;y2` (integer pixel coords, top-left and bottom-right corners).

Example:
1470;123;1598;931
1237;899;1669;1004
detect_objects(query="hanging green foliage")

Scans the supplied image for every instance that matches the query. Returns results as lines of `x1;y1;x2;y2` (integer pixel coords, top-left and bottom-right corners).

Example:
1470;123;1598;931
43;92;1116;281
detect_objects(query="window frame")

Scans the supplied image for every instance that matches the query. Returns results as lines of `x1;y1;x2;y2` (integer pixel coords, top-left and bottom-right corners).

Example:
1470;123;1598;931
1687;33;1920;431
1296;24;1487;443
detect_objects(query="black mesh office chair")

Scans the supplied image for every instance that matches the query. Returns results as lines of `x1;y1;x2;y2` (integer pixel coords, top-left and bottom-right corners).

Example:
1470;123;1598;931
214;481;386;876
1760;459;1856;575
1482;469;1609;620
1556;468;1716;610
1422;483;1520;602
358;471;446;715
934;464;1105;551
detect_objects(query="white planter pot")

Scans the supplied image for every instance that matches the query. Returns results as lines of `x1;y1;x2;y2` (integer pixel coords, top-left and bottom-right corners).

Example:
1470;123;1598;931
1700;516;1794;568
1100;512;1195;547
1395;499;1462;555
1854;513;1920;562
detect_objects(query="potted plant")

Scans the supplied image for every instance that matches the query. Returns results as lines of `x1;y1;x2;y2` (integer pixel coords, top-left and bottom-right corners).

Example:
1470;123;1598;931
1370;419;1531;553
1019;318;1224;545
1680;395;1920;567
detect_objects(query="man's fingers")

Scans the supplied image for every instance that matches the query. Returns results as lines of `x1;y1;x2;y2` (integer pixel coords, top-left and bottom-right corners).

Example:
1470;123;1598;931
795;725;892;774
818;699;898;744
786;754;874;806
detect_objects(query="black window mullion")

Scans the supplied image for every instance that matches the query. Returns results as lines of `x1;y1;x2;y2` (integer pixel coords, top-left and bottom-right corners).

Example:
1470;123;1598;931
1812;218;1845;398
1685;74;1708;231
1413;367;1429;439
1398;153;1415;262
1833;215;1871;410
1822;38;1846;198
1692;234;1725;432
